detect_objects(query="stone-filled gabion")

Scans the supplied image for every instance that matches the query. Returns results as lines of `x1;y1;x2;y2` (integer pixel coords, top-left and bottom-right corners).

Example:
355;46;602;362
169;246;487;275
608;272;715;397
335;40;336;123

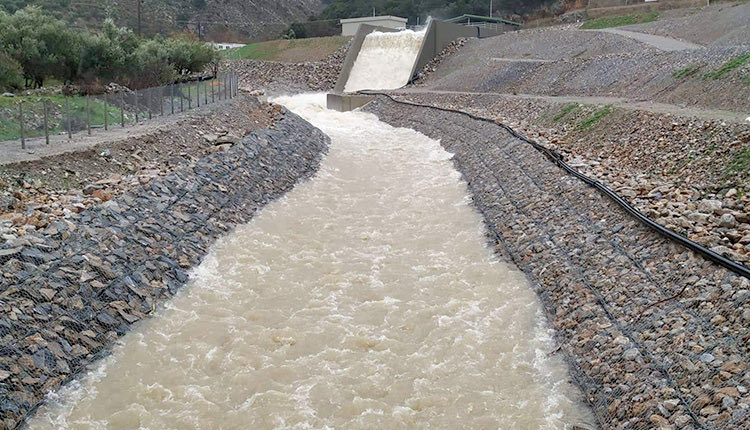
0;110;329;429
365;97;750;430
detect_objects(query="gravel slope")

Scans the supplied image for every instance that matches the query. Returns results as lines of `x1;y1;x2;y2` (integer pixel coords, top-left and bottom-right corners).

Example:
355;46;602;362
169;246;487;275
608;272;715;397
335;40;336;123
623;2;750;47
417;21;749;112
366;96;750;430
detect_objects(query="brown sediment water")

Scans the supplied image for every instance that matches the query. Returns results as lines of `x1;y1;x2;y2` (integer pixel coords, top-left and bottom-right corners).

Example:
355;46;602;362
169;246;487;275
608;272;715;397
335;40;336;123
27;94;594;429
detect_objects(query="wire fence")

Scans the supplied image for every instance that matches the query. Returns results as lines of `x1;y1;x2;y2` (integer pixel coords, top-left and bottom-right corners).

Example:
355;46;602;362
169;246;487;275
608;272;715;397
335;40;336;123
1;71;239;150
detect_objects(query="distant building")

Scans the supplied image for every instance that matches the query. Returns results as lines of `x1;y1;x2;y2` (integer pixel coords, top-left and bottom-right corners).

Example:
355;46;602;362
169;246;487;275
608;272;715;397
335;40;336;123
340;16;408;36
210;42;246;51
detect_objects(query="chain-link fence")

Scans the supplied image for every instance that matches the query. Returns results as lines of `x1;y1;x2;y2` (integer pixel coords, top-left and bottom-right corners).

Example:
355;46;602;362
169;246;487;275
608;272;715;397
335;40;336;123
1;71;239;151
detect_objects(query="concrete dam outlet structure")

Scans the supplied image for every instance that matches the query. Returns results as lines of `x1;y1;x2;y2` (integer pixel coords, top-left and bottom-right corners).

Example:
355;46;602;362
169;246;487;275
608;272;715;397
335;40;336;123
328;19;510;111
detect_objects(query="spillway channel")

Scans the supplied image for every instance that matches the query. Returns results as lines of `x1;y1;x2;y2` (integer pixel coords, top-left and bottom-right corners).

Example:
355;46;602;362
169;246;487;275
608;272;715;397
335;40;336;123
27;94;593;429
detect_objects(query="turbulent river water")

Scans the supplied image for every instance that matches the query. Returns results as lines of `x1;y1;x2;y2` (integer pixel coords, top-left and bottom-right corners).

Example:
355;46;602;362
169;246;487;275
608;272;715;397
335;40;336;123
28;94;592;429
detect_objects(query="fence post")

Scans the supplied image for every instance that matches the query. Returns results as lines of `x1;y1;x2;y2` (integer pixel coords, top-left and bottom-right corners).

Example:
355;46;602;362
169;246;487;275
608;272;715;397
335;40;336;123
43;100;49;145
211;77;215;103
134;89;139;123
196;81;201;108
170;84;174;114
225;74;229;99
180;83;184;112
86;95;91;135
66;96;72;139
188;84;192;110
160;87;164;116
120;92;125;127
147;90;152;120
104;93;109;130
19;101;25;149
217;75;221;101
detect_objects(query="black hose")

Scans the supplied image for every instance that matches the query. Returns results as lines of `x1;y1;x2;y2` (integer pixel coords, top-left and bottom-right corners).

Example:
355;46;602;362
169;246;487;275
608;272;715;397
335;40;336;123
362;91;750;280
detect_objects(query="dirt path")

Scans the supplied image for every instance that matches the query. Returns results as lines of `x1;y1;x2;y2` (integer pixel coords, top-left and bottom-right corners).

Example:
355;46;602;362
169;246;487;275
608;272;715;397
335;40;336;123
396;88;749;122
594;28;704;51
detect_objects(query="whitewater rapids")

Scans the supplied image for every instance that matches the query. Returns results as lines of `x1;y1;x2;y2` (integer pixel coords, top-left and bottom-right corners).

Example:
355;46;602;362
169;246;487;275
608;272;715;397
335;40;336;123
344;29;425;92
27;94;593;429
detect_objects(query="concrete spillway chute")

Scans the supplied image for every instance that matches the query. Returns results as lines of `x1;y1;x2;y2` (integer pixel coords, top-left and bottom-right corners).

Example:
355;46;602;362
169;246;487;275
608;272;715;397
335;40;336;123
327;19;516;111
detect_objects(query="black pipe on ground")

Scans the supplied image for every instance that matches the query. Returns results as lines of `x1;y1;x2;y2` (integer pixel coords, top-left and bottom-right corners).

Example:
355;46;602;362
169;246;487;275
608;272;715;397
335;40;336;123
363;91;750;281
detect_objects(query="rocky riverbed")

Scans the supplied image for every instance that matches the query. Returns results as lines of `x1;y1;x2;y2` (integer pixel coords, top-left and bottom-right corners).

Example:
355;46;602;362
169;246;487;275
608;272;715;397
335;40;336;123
365;96;750;430
0;108;329;429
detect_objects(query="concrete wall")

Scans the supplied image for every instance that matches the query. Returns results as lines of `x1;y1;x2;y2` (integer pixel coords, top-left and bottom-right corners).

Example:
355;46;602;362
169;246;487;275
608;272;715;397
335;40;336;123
331;19;515;100
341;16;407;36
408;20;511;83
326;93;375;112
333;24;400;94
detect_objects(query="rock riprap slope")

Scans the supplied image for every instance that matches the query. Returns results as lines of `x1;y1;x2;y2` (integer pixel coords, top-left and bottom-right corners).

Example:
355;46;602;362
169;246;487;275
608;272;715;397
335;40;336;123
366;97;750;430
0;110;329;429
416;24;749;112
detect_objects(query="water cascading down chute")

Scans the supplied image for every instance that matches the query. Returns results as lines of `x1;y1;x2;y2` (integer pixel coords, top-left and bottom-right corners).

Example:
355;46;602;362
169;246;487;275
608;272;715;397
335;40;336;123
343;29;426;92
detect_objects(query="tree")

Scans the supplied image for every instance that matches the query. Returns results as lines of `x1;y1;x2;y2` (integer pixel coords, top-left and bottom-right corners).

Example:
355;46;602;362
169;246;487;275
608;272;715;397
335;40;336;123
1;6;81;87
130;39;175;88
0;50;23;91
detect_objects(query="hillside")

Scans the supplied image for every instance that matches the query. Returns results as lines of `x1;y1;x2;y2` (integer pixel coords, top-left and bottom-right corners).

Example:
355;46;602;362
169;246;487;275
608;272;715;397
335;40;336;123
317;0;573;23
0;0;324;41
225;36;350;62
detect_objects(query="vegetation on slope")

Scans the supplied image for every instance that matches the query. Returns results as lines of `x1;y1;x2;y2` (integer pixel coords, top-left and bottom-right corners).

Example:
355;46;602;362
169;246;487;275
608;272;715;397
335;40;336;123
579;12;659;29
0;7;220;91
0;0;323;41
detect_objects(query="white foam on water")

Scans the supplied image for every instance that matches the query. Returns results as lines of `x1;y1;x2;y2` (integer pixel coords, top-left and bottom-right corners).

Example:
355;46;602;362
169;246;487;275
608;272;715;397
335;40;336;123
27;93;595;429
344;30;425;93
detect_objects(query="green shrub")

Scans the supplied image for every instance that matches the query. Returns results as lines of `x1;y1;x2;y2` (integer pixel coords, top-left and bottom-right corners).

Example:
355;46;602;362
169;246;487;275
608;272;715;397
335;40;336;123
0;8;220;90
704;54;750;80
577;106;612;130
553;103;579;122
672;65;700;79
0;50;23;91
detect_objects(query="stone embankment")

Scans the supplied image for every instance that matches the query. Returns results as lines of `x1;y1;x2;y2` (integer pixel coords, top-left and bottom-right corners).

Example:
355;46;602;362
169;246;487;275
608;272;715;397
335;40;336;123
0;96;275;239
230;40;350;94
392;92;750;266
0;110;329;429
365;96;750;430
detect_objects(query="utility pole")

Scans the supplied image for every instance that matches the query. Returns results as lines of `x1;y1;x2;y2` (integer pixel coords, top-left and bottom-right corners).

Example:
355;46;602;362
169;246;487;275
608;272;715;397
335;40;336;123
137;0;142;36
489;0;493;17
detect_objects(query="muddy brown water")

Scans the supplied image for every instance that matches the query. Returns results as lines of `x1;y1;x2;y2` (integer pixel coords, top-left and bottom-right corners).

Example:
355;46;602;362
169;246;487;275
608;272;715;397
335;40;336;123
27;94;594;429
